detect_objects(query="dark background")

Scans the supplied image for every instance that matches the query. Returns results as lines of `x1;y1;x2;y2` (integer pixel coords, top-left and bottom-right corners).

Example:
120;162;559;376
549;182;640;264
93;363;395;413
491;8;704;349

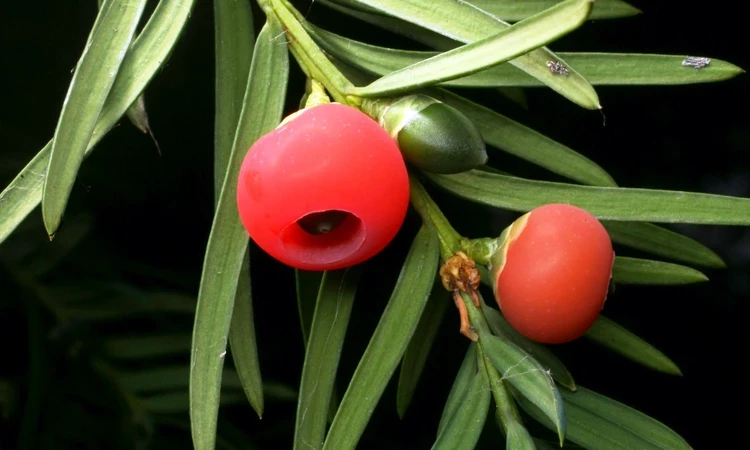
1;1;748;449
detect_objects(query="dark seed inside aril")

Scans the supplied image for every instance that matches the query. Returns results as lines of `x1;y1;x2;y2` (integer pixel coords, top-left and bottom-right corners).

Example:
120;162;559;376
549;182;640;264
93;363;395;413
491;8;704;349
297;210;349;235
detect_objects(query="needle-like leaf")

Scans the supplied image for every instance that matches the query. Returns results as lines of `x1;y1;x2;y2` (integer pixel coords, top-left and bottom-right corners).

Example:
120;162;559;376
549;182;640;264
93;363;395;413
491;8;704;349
481;333;566;444
464;292;566;445
228;252;264;416
0;0;197;245
322;225;440;450
397;279;450;418
308;25;743;87
295;270;324;345
294;268;361;450
426;169;750;225
350;0;593;97
42;0;147;237
214;0;263;425
585;316;682;375
432;370;491;450
322;0;601;108
437;344;478;434
214;0;255;203
613;257;708;285
603;221;725;268
433;89;615;187
190;18;288;450
516;385;690;449
479;346;536;450
469;0;640;21
481;301;576;391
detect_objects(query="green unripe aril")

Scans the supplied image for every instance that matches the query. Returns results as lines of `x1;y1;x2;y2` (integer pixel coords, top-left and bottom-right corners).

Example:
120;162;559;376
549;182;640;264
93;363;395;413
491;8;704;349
364;95;488;174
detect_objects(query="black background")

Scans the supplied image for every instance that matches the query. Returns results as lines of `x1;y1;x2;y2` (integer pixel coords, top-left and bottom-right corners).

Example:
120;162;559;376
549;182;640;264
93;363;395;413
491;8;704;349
1;1;748;449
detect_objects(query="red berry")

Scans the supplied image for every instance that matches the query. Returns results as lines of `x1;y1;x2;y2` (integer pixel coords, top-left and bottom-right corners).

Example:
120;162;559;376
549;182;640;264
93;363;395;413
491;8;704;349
236;103;410;271
491;204;614;344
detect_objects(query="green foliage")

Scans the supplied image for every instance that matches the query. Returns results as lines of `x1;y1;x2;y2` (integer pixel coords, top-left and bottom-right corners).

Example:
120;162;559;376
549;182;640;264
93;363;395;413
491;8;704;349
1;0;746;448
294;268;361;449
190;17;289;449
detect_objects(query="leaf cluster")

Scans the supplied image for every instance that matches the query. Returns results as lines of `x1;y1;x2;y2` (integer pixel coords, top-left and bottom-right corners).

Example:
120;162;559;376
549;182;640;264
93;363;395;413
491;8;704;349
0;0;746;449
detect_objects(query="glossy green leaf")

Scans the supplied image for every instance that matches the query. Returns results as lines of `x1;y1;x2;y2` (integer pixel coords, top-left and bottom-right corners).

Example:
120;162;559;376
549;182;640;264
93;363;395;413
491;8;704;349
478;345;535;450
433;89;615;187
350;0;593;97
505;421;537;450
295;269;340;422
308;26;742;87
295;270;324;345
426;169;750;225
294;268;361;450
613;256;708;285
0;0;196;245
98;0;155;149
214;0;254;203
432;371;491;450
585;316;682;375
324;0;600;108
437;344;478;434
102;0;152;139
322;225;440;450
517;385;690;449
397;279;450;418
190;18;288;450
481;302;576;391
318;0;458;50
603;221;725;268
41;0;147;236
462;289;565;444
469;0;640;21
480;333;566;444
102;333;191;360
228;251;263;417
522;53;744;86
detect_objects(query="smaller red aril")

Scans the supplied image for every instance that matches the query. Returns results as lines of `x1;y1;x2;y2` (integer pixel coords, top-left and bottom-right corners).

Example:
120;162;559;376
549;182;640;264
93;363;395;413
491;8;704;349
490;204;614;344
236;103;410;271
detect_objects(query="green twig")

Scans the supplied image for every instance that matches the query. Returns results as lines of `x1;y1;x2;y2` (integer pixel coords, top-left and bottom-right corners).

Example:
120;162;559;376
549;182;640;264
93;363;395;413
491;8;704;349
477;343;524;431
462;291;525;428
408;173;461;261
263;0;355;104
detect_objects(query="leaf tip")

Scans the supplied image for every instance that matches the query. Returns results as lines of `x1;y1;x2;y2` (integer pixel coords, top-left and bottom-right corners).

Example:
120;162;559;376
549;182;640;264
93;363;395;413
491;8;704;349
664;360;684;377
702;251;726;269
251;392;264;419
